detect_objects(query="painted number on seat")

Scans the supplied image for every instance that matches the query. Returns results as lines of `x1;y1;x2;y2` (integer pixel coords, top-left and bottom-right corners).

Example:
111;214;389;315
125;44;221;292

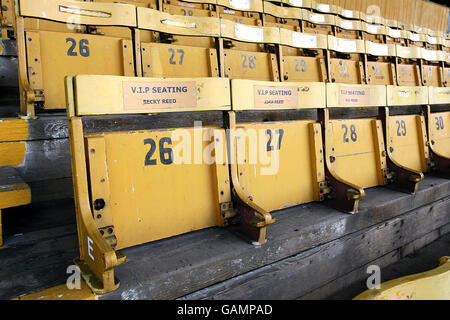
242;54;256;69
66;38;90;57
342;124;357;143
266;129;284;151
144;137;174;166
180;8;193;16
396;120;407;136
294;58;306;72
168;48;185;65
435;116;445;131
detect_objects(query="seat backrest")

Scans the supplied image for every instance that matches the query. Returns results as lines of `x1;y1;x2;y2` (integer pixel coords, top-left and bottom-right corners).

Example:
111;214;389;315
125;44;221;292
327;35;365;84
67;74;232;251
334;16;362;40
279;29;328;82
420;47;446;87
262;2;301;31
427;87;450;160
137;7;220;77
364;41;396;85
229;79;327;212
220;20;280;80
301;9;335;35
216;0;263;19
325;83;388;189
395;44;422;86
362;22;387;44
386;85;430;173
17;0;137;114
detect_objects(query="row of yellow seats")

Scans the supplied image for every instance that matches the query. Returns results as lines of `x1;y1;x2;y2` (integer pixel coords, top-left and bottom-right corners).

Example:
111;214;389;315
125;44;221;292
15;0;449;117
87;0;450;40
65;74;450;295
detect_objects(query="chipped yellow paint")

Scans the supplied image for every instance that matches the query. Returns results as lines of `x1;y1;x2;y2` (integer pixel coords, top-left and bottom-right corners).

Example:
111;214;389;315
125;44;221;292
13;281;97;300
0;119;28;142
354;257;450;300
0;142;26;166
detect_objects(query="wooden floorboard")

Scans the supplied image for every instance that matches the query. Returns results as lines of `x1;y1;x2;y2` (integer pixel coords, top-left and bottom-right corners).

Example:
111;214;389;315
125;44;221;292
179;200;449;300
99;176;450;300
0;177;448;300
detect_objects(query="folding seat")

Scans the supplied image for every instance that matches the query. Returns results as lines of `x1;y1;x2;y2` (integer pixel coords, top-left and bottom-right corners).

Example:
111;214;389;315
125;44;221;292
301;7;335;36
382;85;429;182
361;22;386;44
322;84;423;213
420;47;446;87
423;86;450;177
227;80;328;234
66;74;235;293
395;44;422;87
262;1;301;31
219;18;280;81
0;0;15;39
334;16;362;41
15;0;137;118
160;0;217;17
408;31;428;49
423;33;442;51
327;35;365;85
364;40;396;85
279;28;327;82
216;0;263;26
137;8;220;78
385;26;409;47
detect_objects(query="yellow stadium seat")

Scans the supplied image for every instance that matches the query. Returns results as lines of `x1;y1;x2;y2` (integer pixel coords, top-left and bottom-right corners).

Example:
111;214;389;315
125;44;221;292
137;8;220;78
301;10;334;36
228;79;327;240
327;35;365;84
220;19;280;81
365;41;396;85
66;74;234;294
262;2;300;31
362;22;386;44
420;47;446;87
279;29;328;82
323;83;422;213
354;256;450;300
395;44;421;86
424;86;450;177
16;0;138;118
